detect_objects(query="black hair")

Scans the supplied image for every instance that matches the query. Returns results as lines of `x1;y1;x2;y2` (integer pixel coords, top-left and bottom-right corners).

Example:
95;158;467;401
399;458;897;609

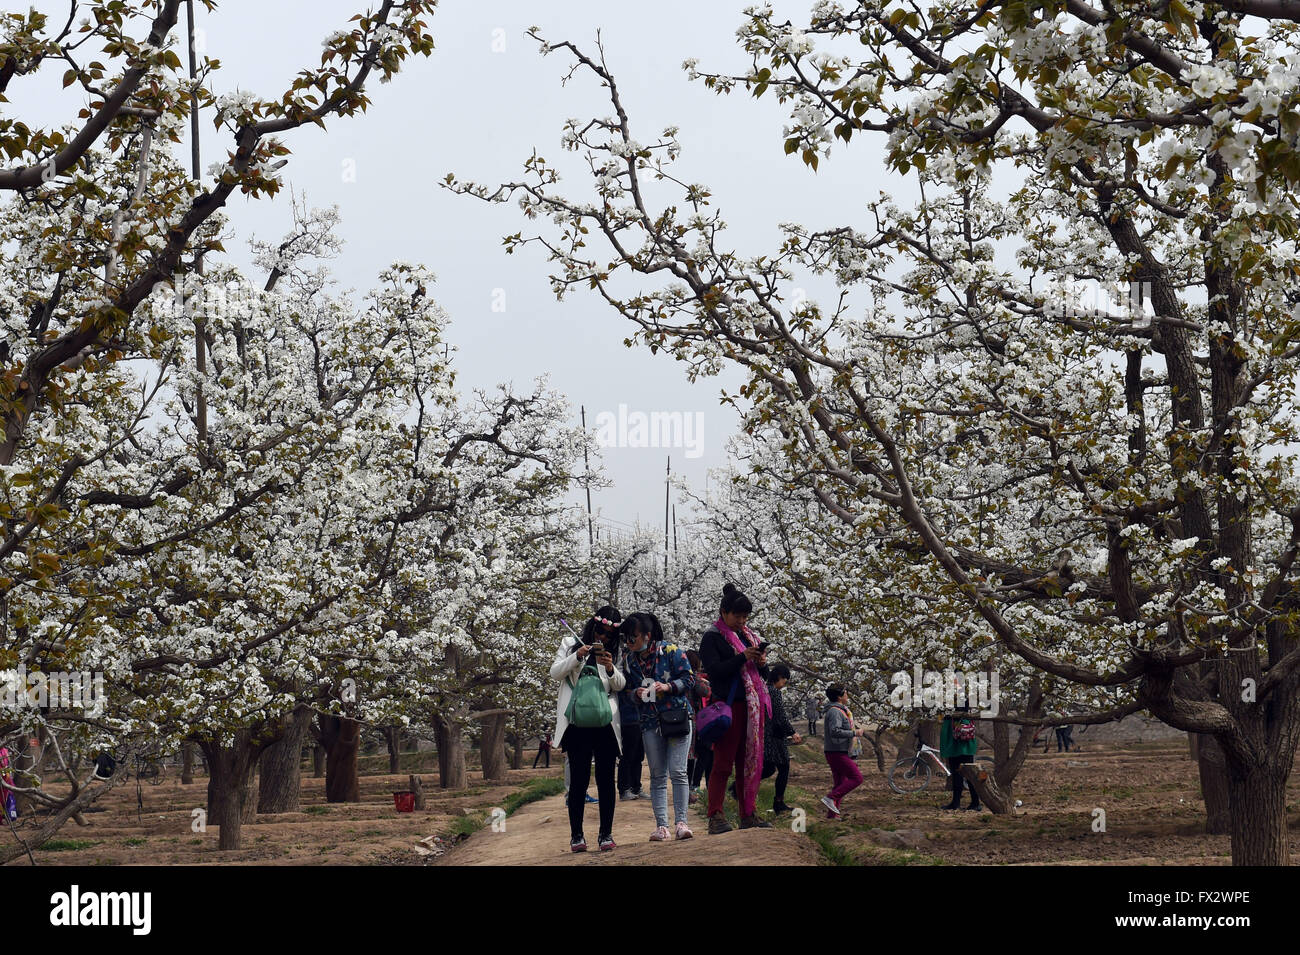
684;649;703;670
720;583;753;616
619;613;652;643
770;663;791;683
580;605;622;645
645;612;665;644
826;684;845;703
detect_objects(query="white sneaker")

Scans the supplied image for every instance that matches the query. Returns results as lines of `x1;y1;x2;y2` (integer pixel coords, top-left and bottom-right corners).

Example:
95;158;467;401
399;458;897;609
675;821;694;840
649;825;670;842
821;795;842;816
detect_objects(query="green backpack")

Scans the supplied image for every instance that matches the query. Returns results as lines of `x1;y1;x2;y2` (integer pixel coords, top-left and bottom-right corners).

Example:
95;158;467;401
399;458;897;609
566;664;613;729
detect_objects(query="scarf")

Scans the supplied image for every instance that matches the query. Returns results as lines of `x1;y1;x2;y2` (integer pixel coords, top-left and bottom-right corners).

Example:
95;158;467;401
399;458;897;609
830;701;854;727
715;617;771;803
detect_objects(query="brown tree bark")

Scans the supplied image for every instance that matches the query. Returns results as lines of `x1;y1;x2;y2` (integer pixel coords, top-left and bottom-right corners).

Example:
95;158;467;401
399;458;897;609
434;715;466;790
508;728;523;771
317;715;361;803
383;726;401;775
479;712;507;782
312;744;325;778
409;774;426;810
1195;733;1231;836
958;763;1009;814
180;742;195;785
1225;759;1288;866
201;732;262;850
258;706;312;813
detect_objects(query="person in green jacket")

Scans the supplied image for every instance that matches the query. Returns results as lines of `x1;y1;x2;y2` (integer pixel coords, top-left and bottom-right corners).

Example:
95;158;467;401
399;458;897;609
940;705;981;811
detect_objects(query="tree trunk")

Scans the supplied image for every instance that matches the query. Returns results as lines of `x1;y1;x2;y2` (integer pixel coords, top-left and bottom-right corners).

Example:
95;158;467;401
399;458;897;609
384;726;401;775
508;729;523;771
869;727;888;773
1195;733;1232;836
480;712;507;782
434;716;466;790
258;706;312;813
201;733;261;850
312;744;325;778
317;715;361;803
958;763;1010;814
409;774;426;810
1225;759;1288;865
181;742;195;785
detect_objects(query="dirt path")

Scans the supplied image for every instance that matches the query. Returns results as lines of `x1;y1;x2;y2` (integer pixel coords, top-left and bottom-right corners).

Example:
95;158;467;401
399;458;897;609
440;789;823;866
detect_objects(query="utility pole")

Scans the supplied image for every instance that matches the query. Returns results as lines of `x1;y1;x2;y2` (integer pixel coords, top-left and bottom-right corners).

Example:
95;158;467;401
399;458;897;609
664;456;670;576
581;406;594;550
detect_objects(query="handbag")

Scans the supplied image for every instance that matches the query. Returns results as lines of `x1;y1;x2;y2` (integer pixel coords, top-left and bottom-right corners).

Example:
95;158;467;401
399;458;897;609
658;701;691;738
696;674;739;745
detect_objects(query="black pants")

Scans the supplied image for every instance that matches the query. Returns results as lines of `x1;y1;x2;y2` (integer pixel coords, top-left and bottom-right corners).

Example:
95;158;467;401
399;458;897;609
690;744;713;789
762;758;790;807
808;719;817;736
1056;727;1073;752
563;725;618;840
533;746;550;768
947;755;978;806
617;722;644;793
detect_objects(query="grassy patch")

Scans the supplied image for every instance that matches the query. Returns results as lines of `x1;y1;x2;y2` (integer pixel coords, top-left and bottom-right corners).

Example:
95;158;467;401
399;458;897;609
1100;784;1137;799
807;825;856;865
304;805;330;815
38;839;99;852
448;813;483;838
502;776;566;816
123;837;147;847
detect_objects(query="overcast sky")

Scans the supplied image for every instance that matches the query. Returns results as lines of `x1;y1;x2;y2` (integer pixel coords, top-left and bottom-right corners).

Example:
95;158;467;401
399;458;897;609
26;0;902;533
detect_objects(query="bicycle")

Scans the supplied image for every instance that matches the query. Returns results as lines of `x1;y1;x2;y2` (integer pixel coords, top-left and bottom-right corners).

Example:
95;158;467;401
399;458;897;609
888;731;993;794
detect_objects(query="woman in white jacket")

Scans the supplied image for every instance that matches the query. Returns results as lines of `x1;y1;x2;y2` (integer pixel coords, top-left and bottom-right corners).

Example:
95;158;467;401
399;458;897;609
551;606;626;852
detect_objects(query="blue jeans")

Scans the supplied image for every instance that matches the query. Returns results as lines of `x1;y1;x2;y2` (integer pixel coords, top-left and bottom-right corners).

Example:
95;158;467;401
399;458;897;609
641;723;692;827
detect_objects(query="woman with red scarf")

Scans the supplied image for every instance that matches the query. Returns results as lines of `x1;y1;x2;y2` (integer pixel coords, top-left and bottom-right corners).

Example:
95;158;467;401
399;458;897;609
699;583;772;833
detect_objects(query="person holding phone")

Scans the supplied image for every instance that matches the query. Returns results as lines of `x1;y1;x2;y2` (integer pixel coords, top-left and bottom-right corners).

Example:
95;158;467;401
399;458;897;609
699;583;772;833
550;606;626;852
623;612;697;841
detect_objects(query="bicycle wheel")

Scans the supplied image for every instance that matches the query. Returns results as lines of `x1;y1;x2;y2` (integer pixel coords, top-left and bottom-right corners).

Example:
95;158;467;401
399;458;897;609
889;757;932;794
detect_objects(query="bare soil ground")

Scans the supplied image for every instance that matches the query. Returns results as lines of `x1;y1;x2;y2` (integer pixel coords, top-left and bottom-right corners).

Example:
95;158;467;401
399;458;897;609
440;786;823;866
15;738;1300;865
783;736;1300;865
4;768;554;866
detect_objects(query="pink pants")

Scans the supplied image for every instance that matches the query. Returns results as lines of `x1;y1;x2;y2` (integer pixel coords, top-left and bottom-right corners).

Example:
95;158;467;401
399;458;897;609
826;751;863;805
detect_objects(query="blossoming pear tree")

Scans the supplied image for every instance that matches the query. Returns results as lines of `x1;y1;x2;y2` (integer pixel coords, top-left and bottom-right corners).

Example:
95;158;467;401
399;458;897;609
453;5;1300;863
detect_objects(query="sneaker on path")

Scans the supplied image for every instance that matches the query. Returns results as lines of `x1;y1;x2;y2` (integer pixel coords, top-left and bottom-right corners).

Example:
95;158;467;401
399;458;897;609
675;821;693;840
739;814;773;829
707;813;732;835
820;796;842;817
649;825;670;842
584;793;597;803
598;833;617;851
620;789;635;801
571;835;587;852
